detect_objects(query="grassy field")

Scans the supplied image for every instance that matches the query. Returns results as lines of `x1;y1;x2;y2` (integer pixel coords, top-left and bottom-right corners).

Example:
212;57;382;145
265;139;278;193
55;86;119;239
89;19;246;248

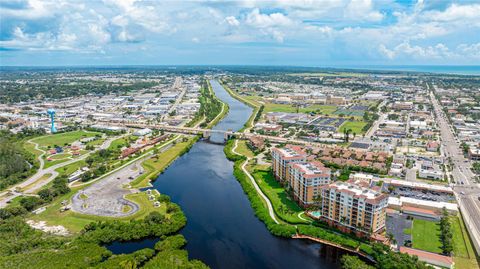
108;136;130;151
32;130;100;148
49;153;71;160
43;158;71;169
451;216;480;269
339;121;368;134
29;190;167;233
130;138;194;188
86;137;106;147
242;95;263;107
19;173;52;192
412;219;442;253
263;103;338;115
235;141;255;158
250;166;309;224
55;160;86;178
23;141;44;162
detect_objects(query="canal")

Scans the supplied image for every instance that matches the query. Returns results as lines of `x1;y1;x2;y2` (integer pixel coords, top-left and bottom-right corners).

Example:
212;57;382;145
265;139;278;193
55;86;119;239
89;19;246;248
109;80;344;269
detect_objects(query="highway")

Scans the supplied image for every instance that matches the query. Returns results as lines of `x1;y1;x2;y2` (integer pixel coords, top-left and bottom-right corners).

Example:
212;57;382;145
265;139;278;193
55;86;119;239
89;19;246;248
429;85;480;252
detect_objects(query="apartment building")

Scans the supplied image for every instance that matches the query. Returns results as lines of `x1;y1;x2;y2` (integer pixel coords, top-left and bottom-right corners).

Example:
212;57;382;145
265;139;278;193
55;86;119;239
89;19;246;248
288;161;331;207
271;145;306;182
318;180;388;237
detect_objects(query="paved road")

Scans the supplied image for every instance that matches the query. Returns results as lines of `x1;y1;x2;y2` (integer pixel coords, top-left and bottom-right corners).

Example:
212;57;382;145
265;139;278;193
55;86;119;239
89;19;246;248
429;86;480;251
71;161;142;217
0;136;118;208
365;100;387;139
162;77;186;121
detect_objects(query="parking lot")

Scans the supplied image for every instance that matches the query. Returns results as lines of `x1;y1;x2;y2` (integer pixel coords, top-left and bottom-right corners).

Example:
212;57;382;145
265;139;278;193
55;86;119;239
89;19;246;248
71;161;143;217
311;116;346;131
386;213;412;249
389;186;455;203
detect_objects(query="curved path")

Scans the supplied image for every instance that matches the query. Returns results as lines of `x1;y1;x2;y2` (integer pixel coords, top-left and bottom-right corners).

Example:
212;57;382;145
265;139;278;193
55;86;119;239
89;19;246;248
28;139;46;170
0;136;118;208
70;135;181;217
231;139;280;224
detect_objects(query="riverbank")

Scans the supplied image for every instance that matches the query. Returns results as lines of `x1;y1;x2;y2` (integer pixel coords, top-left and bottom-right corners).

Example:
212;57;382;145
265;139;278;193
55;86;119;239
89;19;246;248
206;80;229;128
219;80;262;131
29;78;231;232
223;139;374;257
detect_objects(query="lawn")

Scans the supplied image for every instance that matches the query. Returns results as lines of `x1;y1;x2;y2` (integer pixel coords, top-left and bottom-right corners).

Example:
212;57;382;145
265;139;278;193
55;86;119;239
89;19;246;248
451;216;480;269
242;95;263;107
339;120;368;134
49;153;71;160
300;105;338;115
108;136;129;151
19;173;52;193
86;137;106;147
33;130;100;148
23;141;44;162
235;140;255;158
43;158;71;169
412;219;442;253
130;138;194;188
263;103;338;115
29;189;167;233
251;168;310;224
55;160;86;178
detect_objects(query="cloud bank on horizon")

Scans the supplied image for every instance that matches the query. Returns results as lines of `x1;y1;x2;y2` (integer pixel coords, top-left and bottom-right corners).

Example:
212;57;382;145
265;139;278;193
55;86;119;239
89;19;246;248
0;0;479;66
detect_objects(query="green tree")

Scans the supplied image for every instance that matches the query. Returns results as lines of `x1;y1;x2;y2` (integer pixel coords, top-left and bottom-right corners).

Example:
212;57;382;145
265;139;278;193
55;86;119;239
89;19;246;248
340;255;374;269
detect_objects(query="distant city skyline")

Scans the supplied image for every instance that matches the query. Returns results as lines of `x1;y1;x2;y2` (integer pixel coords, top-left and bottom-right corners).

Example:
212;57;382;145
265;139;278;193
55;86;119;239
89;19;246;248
1;0;480;66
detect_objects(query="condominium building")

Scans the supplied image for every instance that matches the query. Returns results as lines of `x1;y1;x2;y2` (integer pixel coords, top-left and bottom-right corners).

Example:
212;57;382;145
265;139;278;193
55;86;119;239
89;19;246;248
271;145;306;182
318;180;388;237
288;161;331;207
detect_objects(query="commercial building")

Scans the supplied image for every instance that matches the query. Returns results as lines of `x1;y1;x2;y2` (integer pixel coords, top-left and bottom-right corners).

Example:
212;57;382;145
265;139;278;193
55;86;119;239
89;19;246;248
317;180;388;237
469;146;480;160
393;101;414;111
271;145;306;182
288;161;331;207
388;196;458;217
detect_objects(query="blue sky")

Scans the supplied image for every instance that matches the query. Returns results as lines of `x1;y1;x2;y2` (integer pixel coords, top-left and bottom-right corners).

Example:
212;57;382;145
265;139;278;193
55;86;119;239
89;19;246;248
0;0;479;66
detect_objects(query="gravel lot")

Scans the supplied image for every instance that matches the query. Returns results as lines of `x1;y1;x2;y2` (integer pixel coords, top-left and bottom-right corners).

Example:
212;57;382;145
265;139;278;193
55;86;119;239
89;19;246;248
71;161;143;217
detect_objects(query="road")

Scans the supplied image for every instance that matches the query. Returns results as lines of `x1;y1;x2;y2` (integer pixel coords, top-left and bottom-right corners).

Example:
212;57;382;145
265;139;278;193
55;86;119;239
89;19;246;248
97;120;340;150
162;77;186;120
429;85;480;251
0;136;118;208
365;100;387;139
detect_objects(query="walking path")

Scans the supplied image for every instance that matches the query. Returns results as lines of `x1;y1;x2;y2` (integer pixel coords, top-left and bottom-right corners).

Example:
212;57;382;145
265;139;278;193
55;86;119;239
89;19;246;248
0;136;118;208
231;140;279;224
70;135;181;188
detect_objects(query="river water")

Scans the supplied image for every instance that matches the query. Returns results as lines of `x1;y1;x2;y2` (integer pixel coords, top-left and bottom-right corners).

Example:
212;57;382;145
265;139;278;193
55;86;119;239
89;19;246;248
108;80;343;269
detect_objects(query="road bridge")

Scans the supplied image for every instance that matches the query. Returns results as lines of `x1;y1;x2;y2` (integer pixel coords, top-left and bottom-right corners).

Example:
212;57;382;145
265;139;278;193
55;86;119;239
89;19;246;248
95;120;334;148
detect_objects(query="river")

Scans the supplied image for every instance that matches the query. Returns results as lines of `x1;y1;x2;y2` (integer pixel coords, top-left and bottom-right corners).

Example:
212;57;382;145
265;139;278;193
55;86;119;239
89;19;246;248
108;80;344;269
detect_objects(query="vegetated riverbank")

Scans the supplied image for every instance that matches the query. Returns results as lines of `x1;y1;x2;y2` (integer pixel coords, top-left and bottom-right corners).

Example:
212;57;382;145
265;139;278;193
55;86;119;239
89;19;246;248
0;196;208;268
219;79;263;131
0;78;235;269
223;140;369;247
205;80;229;128
223;138;432;269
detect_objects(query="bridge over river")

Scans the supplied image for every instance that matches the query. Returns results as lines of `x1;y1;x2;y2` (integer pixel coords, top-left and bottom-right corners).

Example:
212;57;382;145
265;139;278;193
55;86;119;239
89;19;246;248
96;120;334;149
